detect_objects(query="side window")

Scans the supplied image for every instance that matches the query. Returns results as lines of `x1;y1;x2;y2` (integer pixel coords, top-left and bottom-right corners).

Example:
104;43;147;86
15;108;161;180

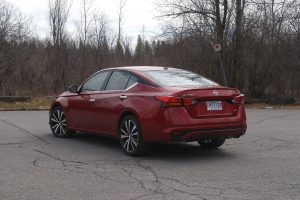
126;75;139;89
81;71;110;92
105;71;131;91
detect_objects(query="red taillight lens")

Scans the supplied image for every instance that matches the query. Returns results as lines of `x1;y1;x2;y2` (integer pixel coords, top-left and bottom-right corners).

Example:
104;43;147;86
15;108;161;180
155;96;194;107
232;94;245;104
155;96;182;107
183;98;194;106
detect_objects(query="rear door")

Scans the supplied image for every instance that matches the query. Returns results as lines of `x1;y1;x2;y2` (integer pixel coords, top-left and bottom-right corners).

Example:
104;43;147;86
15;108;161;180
89;70;135;135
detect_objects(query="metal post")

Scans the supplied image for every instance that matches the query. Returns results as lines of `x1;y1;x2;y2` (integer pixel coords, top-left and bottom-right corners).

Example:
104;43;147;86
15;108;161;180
214;43;228;87
217;51;228;87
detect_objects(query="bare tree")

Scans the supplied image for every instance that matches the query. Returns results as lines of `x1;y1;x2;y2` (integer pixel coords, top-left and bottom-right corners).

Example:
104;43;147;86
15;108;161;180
156;0;230;85
231;0;246;88
47;0;72;92
48;0;72;46
91;14;110;70
117;0;127;43
1;0;300;99
0;0;31;95
77;0;95;45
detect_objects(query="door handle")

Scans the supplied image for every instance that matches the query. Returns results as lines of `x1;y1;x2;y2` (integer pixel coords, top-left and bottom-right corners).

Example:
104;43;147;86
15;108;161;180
89;98;96;103
119;95;127;100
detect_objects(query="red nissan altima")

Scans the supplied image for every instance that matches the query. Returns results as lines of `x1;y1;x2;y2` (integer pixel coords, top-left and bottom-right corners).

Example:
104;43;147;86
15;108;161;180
49;66;247;156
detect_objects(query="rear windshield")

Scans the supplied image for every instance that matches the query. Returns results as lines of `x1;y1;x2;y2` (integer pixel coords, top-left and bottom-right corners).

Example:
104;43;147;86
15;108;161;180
144;70;218;87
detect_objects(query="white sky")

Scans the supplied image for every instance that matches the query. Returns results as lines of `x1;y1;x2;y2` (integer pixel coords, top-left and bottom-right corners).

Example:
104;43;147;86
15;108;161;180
9;0;160;41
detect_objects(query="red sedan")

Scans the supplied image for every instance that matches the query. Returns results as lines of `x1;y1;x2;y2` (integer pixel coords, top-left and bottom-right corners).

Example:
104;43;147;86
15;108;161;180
49;66;247;156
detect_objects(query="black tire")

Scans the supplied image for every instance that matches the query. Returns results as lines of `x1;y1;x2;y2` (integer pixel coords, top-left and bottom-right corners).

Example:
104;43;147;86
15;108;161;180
50;106;75;138
119;115;146;156
198;138;225;149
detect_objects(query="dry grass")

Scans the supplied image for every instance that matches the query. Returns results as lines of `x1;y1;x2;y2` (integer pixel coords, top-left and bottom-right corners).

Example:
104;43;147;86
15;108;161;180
0;99;53;111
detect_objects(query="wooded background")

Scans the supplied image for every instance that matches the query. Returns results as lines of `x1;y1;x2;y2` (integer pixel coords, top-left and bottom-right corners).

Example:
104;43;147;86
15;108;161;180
0;0;299;98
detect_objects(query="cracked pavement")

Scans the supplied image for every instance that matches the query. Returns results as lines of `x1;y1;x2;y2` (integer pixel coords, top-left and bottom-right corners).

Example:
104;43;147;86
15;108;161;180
0;110;299;200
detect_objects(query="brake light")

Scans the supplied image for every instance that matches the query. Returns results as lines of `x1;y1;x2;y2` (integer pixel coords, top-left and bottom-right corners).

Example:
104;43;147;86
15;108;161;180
155;96;194;107
183;98;193;106
232;94;245;104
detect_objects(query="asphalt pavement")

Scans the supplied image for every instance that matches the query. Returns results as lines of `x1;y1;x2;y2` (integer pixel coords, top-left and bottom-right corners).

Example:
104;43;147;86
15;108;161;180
0;109;299;200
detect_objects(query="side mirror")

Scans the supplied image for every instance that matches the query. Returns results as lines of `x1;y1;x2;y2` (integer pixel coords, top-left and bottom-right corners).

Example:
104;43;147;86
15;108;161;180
69;85;78;93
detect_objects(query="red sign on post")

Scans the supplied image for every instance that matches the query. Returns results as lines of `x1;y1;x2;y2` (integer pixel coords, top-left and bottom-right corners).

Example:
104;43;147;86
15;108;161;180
214;43;222;52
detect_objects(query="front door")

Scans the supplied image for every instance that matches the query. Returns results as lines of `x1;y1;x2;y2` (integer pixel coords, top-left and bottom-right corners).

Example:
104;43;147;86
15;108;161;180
67;70;111;131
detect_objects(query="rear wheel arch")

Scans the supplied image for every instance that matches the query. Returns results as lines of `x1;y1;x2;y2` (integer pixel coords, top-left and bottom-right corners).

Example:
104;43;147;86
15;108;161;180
118;111;139;132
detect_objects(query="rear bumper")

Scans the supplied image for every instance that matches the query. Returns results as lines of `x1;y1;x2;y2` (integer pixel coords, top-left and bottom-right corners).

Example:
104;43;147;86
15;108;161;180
143;121;247;142
170;124;247;142
140;103;247;142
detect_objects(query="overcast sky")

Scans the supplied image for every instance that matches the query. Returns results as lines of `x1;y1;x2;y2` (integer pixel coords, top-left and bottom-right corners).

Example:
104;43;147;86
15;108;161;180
10;0;160;40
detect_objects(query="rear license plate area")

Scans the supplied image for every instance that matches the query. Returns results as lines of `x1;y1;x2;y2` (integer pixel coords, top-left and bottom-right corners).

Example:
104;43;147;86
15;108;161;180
206;101;223;111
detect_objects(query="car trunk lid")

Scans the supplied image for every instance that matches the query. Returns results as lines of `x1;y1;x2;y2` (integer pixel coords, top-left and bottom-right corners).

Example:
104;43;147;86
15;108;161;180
171;87;243;119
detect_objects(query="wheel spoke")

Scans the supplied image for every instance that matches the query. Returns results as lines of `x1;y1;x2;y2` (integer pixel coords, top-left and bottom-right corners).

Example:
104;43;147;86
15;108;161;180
128;121;132;132
59;111;63;121
126;139;130;152
54;111;57;119
132;132;138;136
59;125;63;135
131;137;137;147
54;124;60;133
52;123;59;130
130;124;136;134
60;125;66;134
129;140;135;151
124;139;129;151
51;116;58;123
121;135;129;139
121;128;129;136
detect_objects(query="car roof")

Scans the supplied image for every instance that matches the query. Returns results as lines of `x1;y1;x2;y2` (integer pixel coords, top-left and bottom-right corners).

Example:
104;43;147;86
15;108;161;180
106;66;182;72
98;66;183;88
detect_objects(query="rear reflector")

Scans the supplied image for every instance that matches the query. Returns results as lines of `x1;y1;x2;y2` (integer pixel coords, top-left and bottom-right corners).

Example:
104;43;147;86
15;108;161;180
155;96;194;107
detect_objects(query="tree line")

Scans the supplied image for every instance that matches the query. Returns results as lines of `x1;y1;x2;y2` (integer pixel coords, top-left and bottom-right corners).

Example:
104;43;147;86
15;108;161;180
0;0;299;98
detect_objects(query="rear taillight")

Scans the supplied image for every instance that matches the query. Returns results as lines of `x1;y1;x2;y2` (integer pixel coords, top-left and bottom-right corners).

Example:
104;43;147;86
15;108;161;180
183;98;194;106
232;94;245;104
155;96;194;107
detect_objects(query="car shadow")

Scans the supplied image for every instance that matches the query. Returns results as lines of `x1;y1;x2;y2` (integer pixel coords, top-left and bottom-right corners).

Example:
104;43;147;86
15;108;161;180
71;132;238;161
145;142;236;160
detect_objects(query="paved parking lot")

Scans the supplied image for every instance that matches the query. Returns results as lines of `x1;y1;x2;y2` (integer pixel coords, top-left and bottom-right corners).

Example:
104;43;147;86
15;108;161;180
0;109;299;200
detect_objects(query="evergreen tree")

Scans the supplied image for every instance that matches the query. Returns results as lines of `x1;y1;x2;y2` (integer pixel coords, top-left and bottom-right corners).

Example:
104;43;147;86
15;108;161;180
135;35;145;56
115;40;124;59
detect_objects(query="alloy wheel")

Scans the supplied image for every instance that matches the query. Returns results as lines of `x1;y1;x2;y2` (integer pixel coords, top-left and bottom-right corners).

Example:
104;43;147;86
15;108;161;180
50;108;67;137
120;119;139;153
